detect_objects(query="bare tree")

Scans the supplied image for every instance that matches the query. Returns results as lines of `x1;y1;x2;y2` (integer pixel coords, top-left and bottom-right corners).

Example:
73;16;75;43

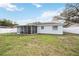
60;3;79;23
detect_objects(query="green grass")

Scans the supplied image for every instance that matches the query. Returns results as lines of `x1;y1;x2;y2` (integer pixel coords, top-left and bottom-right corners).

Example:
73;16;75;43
0;33;79;56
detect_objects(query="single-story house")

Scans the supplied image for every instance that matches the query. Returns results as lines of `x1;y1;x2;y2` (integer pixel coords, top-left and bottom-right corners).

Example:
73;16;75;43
17;21;64;34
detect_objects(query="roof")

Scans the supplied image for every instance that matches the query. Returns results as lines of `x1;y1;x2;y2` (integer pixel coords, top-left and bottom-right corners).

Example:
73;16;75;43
17;21;64;27
28;22;59;26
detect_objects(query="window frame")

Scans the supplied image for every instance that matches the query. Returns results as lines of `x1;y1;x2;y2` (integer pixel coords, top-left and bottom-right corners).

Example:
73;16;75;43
53;26;58;30
41;26;44;30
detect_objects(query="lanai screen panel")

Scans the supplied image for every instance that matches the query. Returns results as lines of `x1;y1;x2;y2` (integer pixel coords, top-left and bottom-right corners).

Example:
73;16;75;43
31;26;37;34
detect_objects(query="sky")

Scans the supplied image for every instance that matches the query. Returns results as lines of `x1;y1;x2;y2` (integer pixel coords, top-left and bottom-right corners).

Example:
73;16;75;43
0;3;65;25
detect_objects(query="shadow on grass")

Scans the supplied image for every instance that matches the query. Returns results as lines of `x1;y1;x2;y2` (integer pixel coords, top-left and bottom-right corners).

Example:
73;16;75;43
0;33;79;36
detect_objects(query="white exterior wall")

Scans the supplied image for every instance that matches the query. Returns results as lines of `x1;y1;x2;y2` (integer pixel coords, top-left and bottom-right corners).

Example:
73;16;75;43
37;25;63;34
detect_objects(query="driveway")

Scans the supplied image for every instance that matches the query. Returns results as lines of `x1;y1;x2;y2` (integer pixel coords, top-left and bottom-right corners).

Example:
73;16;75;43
64;27;79;34
0;28;17;34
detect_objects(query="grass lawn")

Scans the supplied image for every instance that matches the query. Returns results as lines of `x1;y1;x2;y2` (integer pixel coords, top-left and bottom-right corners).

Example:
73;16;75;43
0;33;79;56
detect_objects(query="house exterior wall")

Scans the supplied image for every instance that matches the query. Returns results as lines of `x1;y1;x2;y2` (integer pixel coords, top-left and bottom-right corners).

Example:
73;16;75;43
37;25;63;34
17;24;63;34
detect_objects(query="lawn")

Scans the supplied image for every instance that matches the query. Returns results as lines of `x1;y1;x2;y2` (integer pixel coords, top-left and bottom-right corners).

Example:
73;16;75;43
0;33;79;56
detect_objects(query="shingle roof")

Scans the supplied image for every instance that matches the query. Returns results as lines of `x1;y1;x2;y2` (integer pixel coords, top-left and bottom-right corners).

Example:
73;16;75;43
17;21;64;26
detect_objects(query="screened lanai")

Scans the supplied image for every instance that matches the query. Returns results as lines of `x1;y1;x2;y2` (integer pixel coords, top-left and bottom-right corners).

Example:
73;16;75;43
17;25;37;34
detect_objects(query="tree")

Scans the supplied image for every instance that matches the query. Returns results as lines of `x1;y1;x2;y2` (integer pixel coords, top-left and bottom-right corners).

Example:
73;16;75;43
60;3;79;23
53;15;64;20
0;19;18;27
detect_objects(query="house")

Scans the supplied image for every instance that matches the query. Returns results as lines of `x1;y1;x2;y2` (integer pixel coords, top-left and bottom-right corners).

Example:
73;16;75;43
17;21;64;34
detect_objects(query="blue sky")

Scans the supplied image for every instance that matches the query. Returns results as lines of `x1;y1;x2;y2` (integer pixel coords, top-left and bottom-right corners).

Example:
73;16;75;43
0;3;65;25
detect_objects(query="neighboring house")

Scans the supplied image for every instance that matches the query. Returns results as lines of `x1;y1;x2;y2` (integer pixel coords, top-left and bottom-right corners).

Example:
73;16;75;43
17;21;64;34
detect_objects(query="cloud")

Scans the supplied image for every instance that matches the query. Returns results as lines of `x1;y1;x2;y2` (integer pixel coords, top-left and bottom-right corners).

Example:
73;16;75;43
17;19;35;25
32;3;42;8
41;11;57;17
15;7;64;25
35;8;64;22
41;8;64;18
0;3;24;11
17;7;64;25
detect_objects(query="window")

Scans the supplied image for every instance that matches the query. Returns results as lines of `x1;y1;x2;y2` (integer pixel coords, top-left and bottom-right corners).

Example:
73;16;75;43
53;26;58;30
41;26;44;29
